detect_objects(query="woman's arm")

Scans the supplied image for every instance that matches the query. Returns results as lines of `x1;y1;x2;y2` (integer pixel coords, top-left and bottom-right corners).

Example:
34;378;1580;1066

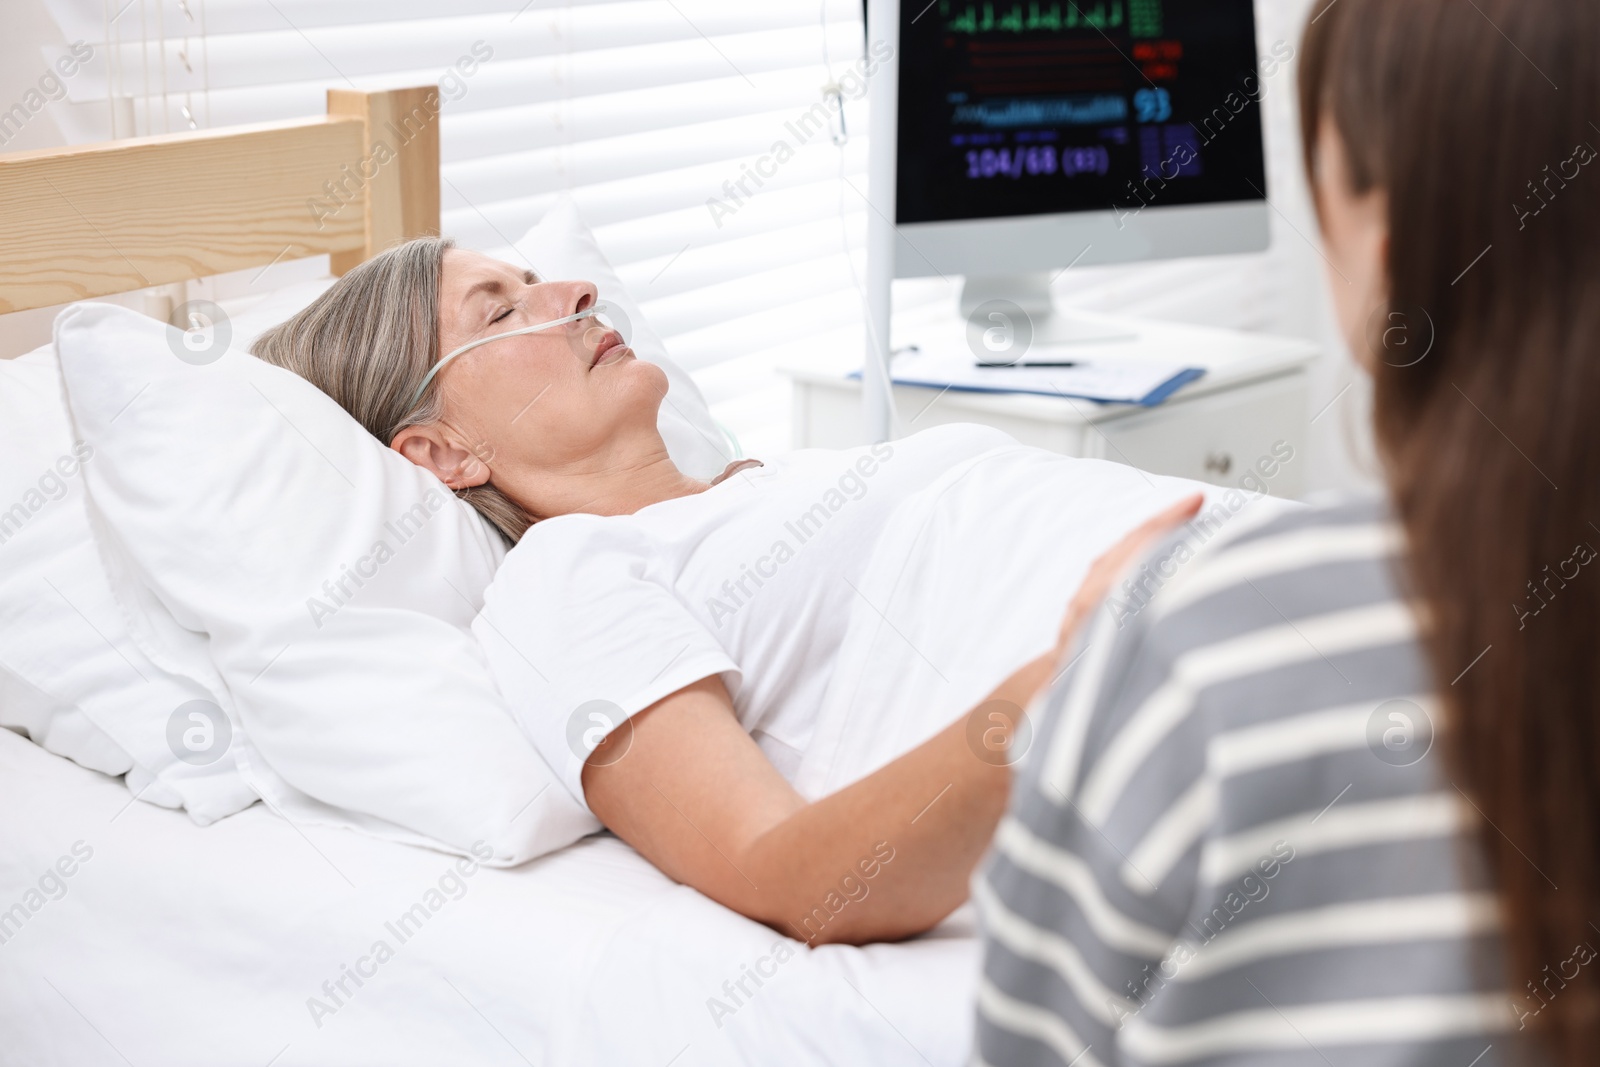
583;659;1047;946
583;495;1202;946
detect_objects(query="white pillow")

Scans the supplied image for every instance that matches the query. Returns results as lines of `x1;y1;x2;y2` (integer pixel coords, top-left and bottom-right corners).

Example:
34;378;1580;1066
8;208;716;834
513;196;734;481
0;346;258;822
55;302;589;864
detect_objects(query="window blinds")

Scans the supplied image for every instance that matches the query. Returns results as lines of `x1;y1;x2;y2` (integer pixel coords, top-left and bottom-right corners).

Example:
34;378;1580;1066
42;0;884;453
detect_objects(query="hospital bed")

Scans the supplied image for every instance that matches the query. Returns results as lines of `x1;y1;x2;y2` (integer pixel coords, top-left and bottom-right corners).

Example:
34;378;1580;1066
0;85;978;1066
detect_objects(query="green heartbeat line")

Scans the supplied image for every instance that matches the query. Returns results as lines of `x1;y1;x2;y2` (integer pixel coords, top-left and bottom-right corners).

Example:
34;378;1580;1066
942;2;1126;34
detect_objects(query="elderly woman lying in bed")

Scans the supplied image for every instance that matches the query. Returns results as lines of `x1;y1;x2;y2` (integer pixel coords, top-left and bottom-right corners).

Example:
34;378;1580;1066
253;241;1211;945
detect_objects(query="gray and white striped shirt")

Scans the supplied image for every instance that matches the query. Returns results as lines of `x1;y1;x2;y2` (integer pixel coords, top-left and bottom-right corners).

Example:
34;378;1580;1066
974;495;1525;1067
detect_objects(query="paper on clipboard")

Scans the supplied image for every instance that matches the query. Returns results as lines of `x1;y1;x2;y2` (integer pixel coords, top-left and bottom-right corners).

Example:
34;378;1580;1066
858;345;1206;406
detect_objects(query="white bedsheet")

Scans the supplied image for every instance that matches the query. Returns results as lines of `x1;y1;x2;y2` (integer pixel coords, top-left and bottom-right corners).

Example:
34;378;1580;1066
0;727;977;1066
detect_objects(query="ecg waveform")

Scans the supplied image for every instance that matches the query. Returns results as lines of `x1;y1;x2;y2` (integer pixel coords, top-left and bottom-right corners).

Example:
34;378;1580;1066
951;94;1128;129
943;2;1125;34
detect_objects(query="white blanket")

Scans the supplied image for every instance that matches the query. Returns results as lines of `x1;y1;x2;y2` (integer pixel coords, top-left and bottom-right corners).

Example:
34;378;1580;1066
0;727;976;1066
800;445;1238;798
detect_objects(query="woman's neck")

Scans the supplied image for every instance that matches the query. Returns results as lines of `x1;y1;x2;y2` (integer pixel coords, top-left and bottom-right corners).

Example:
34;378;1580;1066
513;448;709;519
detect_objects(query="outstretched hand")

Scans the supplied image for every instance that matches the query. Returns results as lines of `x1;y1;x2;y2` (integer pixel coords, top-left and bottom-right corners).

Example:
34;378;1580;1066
1050;492;1205;662
983;492;1205;720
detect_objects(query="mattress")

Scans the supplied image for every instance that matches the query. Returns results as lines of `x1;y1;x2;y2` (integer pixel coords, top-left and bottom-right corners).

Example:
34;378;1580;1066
0;727;978;1066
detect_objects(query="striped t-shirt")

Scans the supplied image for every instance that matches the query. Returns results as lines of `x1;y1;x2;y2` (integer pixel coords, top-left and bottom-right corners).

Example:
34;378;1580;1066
973;495;1526;1067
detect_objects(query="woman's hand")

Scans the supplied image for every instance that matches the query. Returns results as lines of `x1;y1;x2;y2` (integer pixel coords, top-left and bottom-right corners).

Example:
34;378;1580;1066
1052;492;1205;659
1001;493;1206;715
917;492;1208;774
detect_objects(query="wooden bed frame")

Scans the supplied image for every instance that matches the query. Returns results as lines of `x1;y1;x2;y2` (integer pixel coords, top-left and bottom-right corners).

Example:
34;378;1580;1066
0;86;441;315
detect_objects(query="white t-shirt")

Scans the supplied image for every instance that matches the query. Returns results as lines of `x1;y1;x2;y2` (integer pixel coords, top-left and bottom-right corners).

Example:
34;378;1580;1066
479;423;1018;810
477;422;1225;819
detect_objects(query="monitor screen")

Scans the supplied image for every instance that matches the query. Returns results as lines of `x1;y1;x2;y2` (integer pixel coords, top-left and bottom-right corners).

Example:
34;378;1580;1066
894;0;1269;227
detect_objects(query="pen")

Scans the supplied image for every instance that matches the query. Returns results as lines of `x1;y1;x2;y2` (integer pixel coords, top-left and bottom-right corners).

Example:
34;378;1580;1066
976;361;1080;368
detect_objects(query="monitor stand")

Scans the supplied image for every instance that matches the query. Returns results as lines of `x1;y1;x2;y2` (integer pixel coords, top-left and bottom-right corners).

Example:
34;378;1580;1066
959;273;1139;348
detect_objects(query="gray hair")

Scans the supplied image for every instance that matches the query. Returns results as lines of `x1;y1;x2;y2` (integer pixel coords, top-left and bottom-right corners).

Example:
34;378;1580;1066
252;237;532;543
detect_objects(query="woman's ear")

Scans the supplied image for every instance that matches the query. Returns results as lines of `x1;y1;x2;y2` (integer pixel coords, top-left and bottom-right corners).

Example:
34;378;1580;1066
390;424;492;490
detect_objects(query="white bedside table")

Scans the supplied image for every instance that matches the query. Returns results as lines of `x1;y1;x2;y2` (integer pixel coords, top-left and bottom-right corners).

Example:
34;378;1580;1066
780;309;1319;498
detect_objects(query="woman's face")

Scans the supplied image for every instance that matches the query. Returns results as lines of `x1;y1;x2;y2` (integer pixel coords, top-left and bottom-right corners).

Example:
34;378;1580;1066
1313;121;1390;370
400;249;669;499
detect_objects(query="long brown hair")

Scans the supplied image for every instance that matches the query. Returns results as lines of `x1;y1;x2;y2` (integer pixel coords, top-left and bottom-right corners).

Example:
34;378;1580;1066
1301;0;1600;1061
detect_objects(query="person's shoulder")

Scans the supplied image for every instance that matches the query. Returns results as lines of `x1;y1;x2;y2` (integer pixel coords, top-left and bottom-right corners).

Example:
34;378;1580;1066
1190;489;1400;586
1126;492;1414;659
1210;490;1395;553
496;511;657;587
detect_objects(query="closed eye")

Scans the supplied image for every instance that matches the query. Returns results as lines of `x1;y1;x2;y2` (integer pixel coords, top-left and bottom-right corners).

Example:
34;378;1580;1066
491;305;516;325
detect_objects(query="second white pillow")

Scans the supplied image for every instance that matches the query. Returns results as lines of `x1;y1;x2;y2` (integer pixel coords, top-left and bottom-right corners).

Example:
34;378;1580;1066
56;302;592;864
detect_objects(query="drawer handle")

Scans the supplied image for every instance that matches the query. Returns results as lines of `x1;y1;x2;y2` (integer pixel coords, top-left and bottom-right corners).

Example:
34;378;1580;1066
1203;452;1234;477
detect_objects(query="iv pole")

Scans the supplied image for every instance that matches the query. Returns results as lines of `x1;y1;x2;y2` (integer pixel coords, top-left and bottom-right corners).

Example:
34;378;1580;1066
863;0;900;444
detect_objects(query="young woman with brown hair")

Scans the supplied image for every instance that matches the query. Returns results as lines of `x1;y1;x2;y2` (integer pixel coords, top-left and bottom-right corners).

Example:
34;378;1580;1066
975;0;1598;1063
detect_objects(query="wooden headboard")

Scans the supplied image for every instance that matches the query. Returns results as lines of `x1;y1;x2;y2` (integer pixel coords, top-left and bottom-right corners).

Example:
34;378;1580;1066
0;86;441;315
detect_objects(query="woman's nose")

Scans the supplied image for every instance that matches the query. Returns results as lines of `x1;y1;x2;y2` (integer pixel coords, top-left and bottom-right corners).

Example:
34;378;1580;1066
560;281;600;321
